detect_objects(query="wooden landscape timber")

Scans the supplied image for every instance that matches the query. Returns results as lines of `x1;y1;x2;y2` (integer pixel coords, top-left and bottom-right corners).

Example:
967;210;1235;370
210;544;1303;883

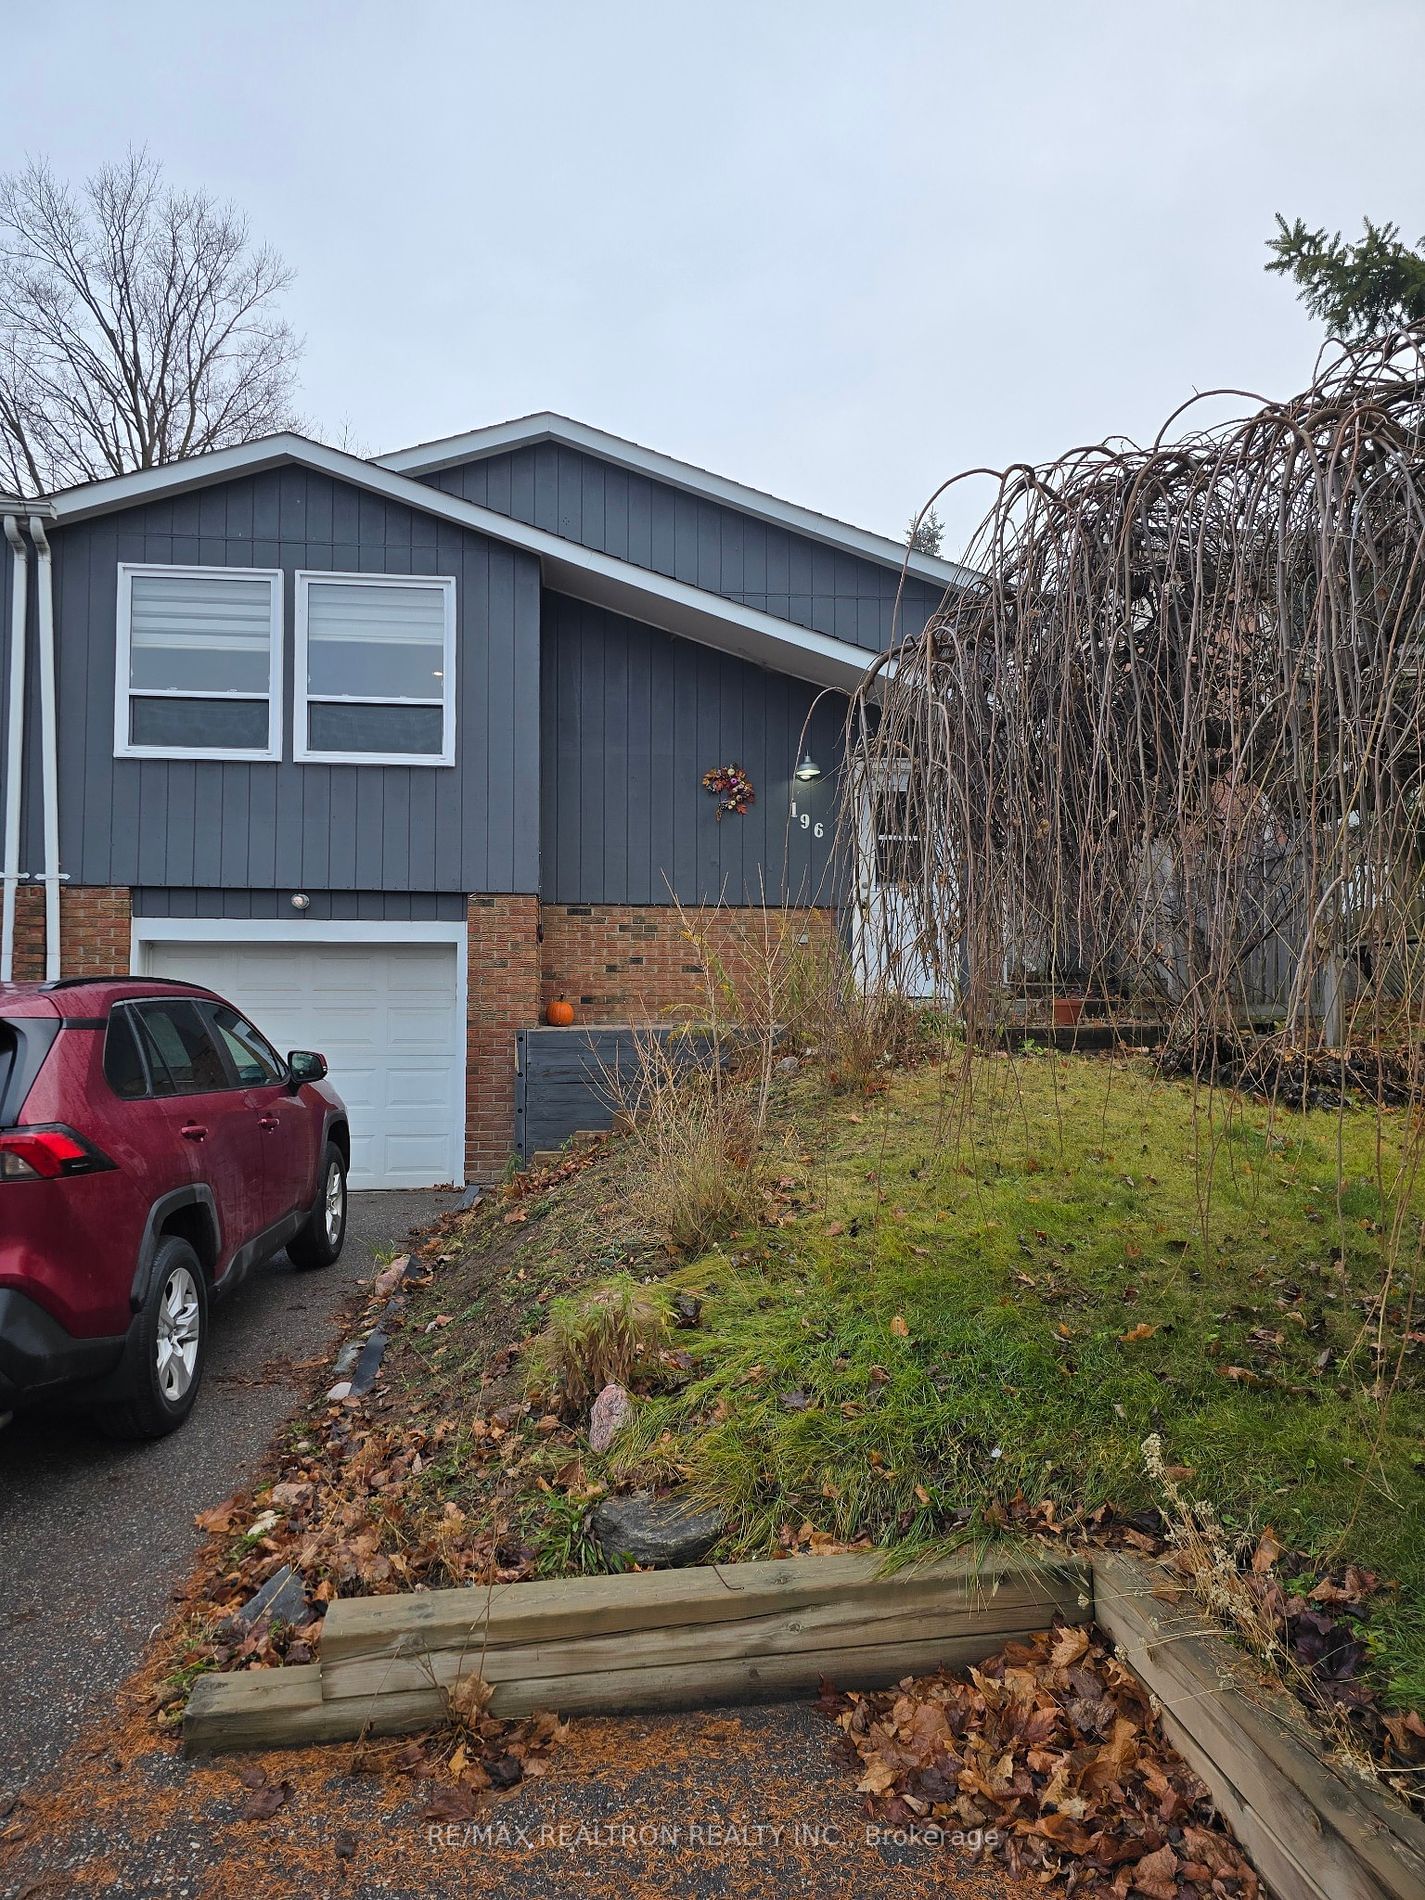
1093;1553;1425;1900
183;1548;1090;1751
183;1546;1425;1900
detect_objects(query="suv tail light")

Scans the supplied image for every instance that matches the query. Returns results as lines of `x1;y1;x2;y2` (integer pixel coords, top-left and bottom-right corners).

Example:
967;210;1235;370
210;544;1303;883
0;1124;116;1182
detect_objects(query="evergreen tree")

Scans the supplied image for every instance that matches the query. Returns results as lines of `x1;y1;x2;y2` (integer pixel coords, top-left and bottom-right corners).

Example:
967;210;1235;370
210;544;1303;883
1266;214;1425;340
907;506;944;557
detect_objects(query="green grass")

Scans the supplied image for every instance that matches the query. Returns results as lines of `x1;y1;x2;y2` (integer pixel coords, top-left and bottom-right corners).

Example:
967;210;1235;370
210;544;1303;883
599;1055;1425;1706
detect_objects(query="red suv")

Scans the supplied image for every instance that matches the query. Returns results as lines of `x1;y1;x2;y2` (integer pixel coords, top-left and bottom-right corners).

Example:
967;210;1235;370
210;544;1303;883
0;976;350;1439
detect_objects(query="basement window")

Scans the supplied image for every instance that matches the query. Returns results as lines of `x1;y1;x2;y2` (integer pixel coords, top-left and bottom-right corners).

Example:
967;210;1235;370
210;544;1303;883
115;564;284;760
295;572;455;766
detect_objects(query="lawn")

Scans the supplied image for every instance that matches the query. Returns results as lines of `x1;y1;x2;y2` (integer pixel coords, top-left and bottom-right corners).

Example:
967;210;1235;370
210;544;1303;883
577;1054;1425;1708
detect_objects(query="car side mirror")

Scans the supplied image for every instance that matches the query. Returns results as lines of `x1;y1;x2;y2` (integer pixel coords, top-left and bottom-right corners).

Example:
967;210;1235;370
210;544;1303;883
287;1050;328;1087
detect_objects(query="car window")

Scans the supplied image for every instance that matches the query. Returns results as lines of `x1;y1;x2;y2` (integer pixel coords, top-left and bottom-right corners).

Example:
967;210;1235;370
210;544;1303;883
103;1010;149;1100
204;1004;286;1087
130;1001;228;1097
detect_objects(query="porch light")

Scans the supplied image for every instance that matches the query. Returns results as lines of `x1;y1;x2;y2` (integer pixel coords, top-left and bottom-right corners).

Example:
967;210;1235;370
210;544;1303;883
794;753;823;782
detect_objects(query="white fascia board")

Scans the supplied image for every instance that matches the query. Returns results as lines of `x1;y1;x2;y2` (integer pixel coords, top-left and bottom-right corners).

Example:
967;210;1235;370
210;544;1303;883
377;413;977;593
45;435;878;693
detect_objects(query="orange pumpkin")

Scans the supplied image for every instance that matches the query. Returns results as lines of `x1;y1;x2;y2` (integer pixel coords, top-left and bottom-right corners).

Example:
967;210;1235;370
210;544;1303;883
546;996;576;1027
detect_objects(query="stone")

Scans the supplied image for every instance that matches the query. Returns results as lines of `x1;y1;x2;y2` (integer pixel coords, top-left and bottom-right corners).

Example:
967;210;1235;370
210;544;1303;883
325;1380;352;1402
672;1293;703;1330
372;1257;409;1298
592;1490;724;1568
775;1055;801;1077
588;1383;633;1454
236;1563;309;1629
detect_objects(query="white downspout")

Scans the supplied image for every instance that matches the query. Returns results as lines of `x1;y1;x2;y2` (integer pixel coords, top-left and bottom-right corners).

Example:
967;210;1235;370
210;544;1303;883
28;516;60;982
1;513;28;983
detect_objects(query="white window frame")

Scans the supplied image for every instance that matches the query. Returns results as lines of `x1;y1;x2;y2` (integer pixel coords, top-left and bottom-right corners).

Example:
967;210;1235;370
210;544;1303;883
114;563;284;762
294;571;457;767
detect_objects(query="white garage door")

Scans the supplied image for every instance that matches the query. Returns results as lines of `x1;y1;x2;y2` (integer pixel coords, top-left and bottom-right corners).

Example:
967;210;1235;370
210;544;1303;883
140;938;464;1190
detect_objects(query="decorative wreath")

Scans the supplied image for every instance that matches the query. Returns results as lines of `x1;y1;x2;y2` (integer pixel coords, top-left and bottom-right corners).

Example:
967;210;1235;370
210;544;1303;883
702;761;756;820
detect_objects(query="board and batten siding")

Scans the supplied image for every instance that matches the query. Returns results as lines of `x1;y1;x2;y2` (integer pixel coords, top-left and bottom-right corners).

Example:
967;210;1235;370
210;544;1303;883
132;887;469;922
540;591;844;907
423;442;945;657
29;468;540;896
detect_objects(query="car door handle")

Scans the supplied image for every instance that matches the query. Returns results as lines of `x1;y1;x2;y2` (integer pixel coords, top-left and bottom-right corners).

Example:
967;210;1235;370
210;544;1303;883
181;1123;208;1141
257;1114;280;1131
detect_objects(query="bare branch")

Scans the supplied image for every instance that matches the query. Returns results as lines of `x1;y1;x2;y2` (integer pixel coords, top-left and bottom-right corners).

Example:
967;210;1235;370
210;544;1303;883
0;148;302;494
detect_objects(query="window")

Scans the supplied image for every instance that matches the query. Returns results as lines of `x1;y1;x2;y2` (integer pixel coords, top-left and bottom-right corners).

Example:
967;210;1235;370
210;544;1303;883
204;1004;286;1086
103;1010;149;1100
116;564;282;760
130;1001;228;1096
295;572;455;765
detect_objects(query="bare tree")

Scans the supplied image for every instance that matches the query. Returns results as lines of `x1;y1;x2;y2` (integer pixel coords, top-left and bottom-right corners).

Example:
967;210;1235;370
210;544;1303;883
0;149;302;496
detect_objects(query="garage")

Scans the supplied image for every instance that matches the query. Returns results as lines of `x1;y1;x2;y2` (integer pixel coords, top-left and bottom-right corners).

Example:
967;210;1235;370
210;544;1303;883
134;929;466;1190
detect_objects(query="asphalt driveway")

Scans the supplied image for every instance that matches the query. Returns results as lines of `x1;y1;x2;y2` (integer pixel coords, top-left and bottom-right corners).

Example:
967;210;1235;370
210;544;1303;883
0;1186;451;1799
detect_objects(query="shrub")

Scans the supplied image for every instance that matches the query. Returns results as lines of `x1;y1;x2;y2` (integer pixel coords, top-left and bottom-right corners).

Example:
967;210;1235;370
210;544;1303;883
527;1275;674;1405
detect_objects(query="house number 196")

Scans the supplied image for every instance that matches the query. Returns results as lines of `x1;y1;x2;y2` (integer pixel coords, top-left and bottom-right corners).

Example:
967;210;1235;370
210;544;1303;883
789;800;824;838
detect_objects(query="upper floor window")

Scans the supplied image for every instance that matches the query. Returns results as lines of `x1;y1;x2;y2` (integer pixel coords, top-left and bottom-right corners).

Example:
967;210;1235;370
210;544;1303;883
115;564;283;760
295;572;456;766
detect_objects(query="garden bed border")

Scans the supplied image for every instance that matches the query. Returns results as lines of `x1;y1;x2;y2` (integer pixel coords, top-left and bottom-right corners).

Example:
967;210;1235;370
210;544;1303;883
184;1548;1425;1900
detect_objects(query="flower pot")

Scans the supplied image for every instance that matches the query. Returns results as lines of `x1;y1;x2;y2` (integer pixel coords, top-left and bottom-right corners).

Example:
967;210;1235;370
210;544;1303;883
1052;995;1085;1027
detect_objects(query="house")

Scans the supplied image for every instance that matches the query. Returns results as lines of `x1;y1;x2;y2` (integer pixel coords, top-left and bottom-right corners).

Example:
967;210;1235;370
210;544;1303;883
0;417;963;1187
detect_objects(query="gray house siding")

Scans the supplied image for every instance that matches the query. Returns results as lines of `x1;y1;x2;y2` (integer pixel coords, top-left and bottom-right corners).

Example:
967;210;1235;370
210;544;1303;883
540;591;844;907
29;469;541;898
423;443;945;656
132;887;468;921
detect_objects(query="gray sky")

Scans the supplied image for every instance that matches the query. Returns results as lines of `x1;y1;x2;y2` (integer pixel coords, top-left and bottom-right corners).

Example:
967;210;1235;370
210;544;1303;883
4;0;1423;554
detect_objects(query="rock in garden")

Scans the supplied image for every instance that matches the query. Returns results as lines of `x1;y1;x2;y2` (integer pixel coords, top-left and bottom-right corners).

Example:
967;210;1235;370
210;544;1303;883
775;1055;800;1077
588;1382;633;1453
672;1293;703;1329
236;1563;309;1628
373;1256;409;1298
593;1491;724;1568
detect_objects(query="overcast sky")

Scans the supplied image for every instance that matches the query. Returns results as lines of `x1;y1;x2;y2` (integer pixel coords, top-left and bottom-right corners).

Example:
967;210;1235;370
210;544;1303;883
4;1;1423;554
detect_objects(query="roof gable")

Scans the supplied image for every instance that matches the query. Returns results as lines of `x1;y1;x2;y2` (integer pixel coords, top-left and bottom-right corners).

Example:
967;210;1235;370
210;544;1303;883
378;413;975;592
38;433;881;692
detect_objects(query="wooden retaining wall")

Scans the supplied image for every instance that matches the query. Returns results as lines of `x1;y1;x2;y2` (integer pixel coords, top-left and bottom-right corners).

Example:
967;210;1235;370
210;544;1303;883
184;1549;1089;1750
1095;1554;1425;1900
184;1549;1425;1900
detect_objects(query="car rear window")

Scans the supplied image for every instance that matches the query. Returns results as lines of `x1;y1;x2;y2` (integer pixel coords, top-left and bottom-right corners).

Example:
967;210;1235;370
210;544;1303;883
0;1023;14;1110
103;1010;149;1100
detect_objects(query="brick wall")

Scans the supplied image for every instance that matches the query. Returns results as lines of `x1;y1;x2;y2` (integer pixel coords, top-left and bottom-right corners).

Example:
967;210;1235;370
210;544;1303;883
62;886;131;976
10;886;45;982
6;884;129;982
537;902;835;1023
466;893;542;1181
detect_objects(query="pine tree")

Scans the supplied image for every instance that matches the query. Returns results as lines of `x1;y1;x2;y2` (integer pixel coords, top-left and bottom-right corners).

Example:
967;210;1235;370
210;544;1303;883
906;507;944;557
1266;214;1425;340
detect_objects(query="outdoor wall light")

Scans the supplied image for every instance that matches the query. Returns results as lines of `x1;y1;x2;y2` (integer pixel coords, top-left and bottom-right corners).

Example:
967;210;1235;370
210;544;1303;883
290;892;311;911
794;753;823;781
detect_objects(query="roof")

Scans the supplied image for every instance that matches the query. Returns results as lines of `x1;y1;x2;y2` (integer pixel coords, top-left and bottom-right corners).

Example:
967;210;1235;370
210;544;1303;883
38;431;952;693
378;412;977;591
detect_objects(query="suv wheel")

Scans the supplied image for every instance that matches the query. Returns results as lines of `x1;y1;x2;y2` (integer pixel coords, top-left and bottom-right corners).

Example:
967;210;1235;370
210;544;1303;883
287;1142;347;1270
96;1235;208;1439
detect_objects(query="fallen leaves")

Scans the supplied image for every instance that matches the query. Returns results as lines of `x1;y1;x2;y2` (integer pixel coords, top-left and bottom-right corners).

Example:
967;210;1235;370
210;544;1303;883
234;1767;291;1822
820;1621;1260;1894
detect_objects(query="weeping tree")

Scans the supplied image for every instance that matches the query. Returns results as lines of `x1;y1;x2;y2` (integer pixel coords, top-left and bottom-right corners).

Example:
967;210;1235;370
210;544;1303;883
850;329;1425;1068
